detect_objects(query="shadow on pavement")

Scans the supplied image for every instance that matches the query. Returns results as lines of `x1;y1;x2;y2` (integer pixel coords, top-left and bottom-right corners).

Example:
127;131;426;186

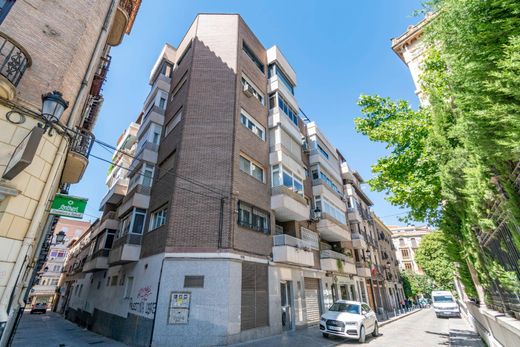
449;329;485;347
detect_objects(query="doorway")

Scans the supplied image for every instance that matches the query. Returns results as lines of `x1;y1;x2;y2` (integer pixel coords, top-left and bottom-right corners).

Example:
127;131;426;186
280;281;293;330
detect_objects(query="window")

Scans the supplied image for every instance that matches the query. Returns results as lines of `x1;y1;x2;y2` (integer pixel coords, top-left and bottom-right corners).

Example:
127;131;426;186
159;97;166;110
241;262;268;330
160;61;173;78
240;109;265;141
241;75;264;105
57;251;66;257
142;164;154;188
239;155;264;182
51;279;59;286
50;251;58;258
124;277;134;298
317;144;329;160
401;249;410;258
111;276;118;286
158;151;176;180
171;70;188;100
131;208;147;234
404;262;413;270
165;108;182;136
176;41;192;66
268;64;294;94
271;165;303;195
270;93;298;126
237;201;270;233
53;265;60;272
152;131;160;145
0;0;15;24
314;195;346;224
150;206;168;230
280;129;301;159
242;41;264;72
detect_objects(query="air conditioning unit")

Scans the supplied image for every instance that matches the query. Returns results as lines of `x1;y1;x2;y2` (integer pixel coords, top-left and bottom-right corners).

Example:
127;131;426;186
243;84;254;97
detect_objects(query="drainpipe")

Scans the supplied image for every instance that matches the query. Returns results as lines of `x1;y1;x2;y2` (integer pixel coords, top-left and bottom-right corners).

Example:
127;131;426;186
0;1;118;345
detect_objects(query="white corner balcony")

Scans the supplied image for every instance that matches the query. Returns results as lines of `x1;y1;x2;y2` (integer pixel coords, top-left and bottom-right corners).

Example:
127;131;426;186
99;177;129;210
108;233;142;265
351;233;368;250
83;249;109;272
272;234;315;267
117;185;151;217
317;213;350;242
347;207;363;224
356;262;372;278
138;105;165;138
271;186;309;222
128;142;159;173
312;179;346;209
308;149;342;184
268;107;302;144
320;250;357;275
268;76;298;112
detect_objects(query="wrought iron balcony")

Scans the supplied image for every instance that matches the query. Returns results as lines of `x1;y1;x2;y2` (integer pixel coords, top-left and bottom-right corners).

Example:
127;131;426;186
61;130;94;184
0;32;31;100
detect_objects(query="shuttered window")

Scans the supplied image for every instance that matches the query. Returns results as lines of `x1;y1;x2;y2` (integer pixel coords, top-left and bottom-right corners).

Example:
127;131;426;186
241;262;268;330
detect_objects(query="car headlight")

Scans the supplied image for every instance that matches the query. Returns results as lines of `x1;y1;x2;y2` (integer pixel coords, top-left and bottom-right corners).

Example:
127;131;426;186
320;317;326;323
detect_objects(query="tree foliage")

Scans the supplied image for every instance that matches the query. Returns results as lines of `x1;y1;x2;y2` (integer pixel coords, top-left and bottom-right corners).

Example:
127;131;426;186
400;271;436;298
355;0;520;299
414;232;454;291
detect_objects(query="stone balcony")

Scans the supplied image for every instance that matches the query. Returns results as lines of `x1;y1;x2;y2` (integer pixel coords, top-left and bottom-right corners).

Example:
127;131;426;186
317;212;350;242
271;185;309;222
351;233;368;250
108;233;142;265
83;249;109;272
272;234;315;267
356;261;371;277
320;250;356;274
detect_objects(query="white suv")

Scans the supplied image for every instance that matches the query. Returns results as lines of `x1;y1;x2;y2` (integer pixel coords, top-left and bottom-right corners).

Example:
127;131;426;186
431;290;460;318
320;300;378;343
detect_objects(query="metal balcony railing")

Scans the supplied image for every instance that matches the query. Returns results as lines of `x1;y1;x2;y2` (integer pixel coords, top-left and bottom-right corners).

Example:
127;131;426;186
113;232;142;249
355;261;370;269
320;249;354;264
70;130;94;158
119;0;134;15
0;32;31;87
273;234;314;250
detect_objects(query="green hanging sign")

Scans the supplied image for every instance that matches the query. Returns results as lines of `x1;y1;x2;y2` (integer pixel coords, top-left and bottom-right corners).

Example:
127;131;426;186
49;194;88;219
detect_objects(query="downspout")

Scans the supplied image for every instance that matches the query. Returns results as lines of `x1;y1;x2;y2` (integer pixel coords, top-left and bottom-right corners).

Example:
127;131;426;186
0;0;118;344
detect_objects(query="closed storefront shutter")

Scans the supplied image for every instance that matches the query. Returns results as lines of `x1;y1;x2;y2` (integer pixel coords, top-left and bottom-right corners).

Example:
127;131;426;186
304;278;320;324
241;262;269;331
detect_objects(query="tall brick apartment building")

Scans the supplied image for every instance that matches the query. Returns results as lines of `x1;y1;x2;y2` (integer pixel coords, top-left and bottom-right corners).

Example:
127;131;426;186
0;1;140;344
62;14;403;347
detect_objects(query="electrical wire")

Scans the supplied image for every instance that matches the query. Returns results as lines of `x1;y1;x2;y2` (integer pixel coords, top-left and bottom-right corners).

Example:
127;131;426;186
89;153;225;201
93;140;228;196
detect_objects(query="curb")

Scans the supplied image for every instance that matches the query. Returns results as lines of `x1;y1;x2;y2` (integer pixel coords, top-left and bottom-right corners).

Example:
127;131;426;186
379;308;422;327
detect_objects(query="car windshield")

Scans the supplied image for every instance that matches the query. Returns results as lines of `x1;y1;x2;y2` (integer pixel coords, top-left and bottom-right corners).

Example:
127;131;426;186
328;303;360;314
433;295;454;303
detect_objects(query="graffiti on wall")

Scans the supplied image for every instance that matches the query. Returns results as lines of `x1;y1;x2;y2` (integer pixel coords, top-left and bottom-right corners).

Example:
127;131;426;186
129;285;156;316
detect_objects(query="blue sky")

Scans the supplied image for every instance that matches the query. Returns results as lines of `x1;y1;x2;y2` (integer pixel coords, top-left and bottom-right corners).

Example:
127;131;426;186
70;0;424;226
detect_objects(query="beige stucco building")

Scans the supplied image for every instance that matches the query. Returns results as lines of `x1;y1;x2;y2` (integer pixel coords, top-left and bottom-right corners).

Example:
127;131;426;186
389;225;432;274
0;0;140;343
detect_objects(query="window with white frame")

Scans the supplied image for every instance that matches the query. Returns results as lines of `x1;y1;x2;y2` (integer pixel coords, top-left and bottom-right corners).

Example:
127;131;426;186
280;129;302;159
142;164;154;188
314;195;346;224
124;276;134;298
240;109;265;141
241;75;264;105
239;155;264;182
271;164;303;195
150;206;168;230
165;108;182;136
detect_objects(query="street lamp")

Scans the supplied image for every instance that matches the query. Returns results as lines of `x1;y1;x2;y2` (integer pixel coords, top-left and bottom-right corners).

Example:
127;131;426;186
55;230;66;244
313;206;322;221
40;91;69;135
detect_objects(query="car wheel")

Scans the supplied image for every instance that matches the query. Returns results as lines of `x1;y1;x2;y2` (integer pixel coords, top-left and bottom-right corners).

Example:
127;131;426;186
372;322;379;337
359;325;366;343
322;333;329;338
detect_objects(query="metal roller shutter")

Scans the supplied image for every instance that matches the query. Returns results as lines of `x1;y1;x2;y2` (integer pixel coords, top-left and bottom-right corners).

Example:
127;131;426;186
241;262;269;331
304;278;320;324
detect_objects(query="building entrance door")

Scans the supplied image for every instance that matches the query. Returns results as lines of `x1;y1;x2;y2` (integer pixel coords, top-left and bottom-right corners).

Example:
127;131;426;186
340;285;348;300
280;281;293;330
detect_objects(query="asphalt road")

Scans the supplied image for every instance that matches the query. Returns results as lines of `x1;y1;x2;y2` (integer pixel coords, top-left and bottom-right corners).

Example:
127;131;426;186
234;308;484;347
12;310;126;347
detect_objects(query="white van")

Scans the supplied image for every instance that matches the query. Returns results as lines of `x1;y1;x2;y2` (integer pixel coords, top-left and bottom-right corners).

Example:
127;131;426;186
431;290;460;318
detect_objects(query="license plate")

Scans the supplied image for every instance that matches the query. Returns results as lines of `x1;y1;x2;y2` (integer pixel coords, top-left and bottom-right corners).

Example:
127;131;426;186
328;326;342;331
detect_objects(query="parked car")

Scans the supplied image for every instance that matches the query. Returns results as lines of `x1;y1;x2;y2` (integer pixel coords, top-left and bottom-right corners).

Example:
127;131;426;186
320;300;378;343
431;290;460;318
30;303;48;314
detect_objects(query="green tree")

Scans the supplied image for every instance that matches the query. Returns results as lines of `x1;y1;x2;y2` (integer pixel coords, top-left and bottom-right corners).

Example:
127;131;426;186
400;271;436;298
414;232;454;291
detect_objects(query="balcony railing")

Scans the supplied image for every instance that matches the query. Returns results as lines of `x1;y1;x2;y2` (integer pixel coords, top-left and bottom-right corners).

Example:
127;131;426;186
271;185;307;205
70;130;94;158
273;234;314;250
87;248;109;261
0;32;31;87
356;261;370;269
321;249;354;264
113;233;142;249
